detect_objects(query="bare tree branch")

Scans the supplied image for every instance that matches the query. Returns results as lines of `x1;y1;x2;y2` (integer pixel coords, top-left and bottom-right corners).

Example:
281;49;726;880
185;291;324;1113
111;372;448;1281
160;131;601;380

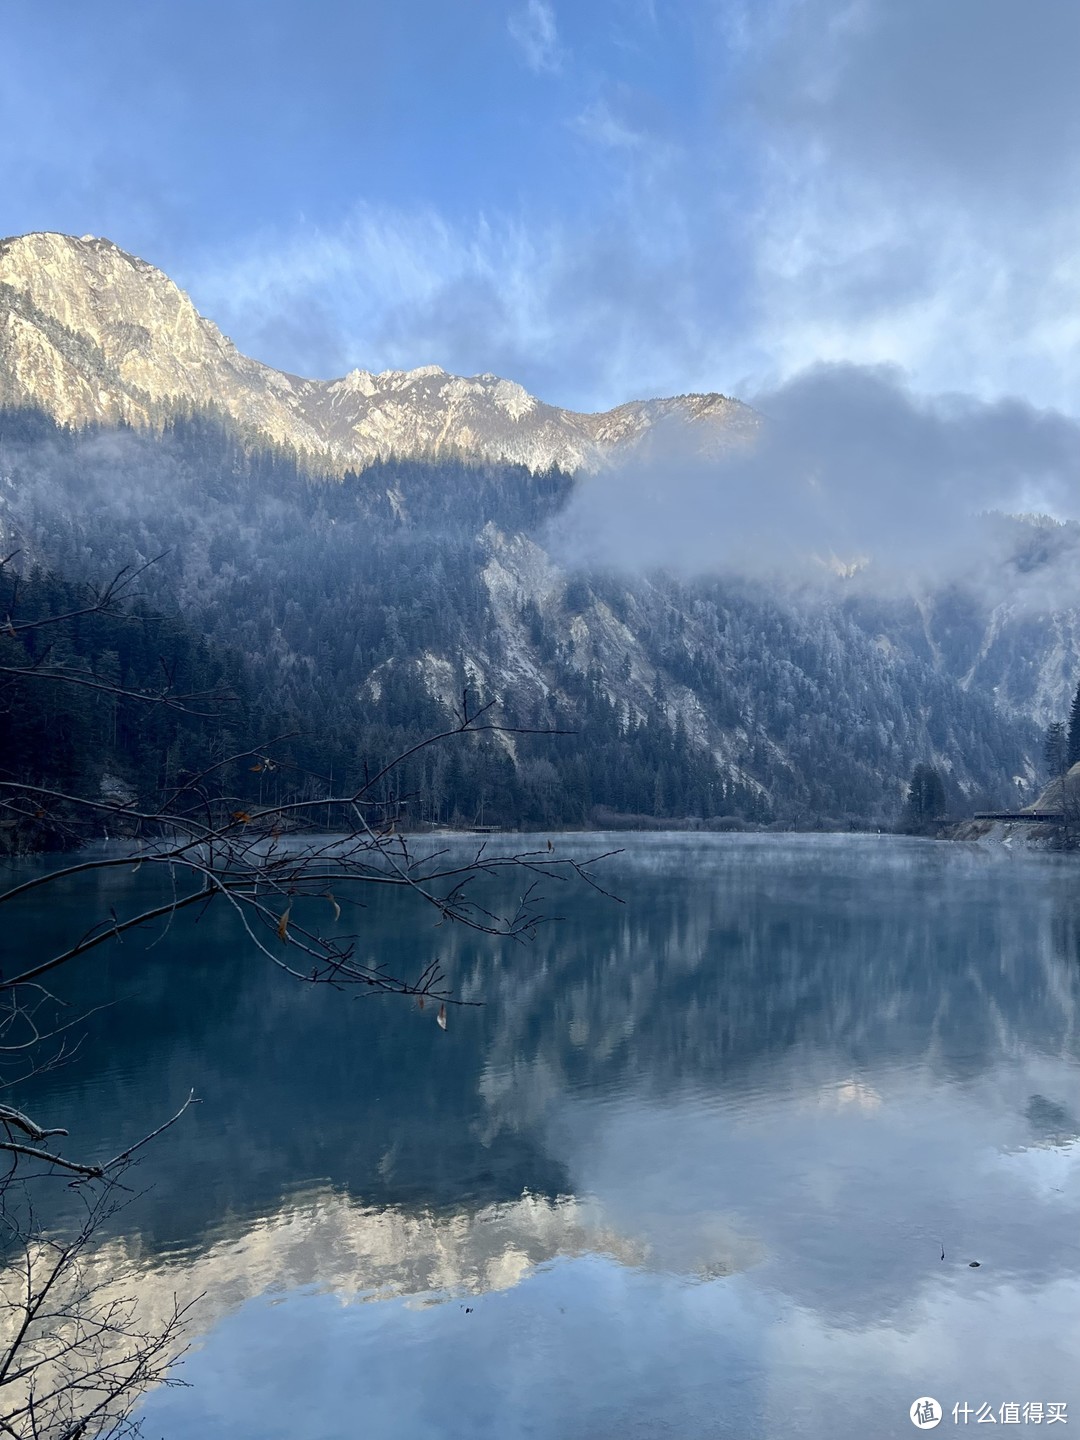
0;549;617;1437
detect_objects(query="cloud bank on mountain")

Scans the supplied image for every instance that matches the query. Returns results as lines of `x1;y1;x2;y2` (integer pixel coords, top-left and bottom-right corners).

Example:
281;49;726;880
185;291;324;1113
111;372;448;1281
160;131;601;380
551;363;1080;602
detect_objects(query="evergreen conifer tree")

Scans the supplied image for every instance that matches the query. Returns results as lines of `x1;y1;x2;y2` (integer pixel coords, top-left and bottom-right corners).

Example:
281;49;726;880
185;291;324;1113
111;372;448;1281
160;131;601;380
1067;684;1080;768
1045;721;1067;778
901;763;947;832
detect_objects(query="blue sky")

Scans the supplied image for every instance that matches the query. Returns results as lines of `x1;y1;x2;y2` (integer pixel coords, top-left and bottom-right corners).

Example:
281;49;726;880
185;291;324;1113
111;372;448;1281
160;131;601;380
3;1;1079;414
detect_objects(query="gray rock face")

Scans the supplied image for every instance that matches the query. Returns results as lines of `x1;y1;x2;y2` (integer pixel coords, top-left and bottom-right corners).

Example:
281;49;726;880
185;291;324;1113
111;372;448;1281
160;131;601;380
0;231;755;473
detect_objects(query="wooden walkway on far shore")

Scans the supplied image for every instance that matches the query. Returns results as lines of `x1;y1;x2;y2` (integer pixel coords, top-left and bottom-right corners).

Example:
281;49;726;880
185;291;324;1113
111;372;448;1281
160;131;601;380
972;811;1066;822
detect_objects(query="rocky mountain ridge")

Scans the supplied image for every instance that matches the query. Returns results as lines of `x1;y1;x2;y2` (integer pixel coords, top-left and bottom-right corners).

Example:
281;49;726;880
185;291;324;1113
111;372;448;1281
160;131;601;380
0;231;755;473
0;232;1067;823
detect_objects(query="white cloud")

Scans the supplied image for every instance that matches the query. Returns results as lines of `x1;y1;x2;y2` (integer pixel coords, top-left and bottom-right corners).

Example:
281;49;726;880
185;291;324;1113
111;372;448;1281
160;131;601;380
508;0;562;74
736;0;1080;414
743;143;1080;414
549;362;1080;601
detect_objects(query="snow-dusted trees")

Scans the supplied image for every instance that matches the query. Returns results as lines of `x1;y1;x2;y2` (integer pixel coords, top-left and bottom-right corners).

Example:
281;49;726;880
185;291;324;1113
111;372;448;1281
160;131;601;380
1045;720;1067;779
1067;684;1080;769
901;763;947;833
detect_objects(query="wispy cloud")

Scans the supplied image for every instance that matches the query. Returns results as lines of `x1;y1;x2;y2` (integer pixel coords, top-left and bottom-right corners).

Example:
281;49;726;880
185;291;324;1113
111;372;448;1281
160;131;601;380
508;0;562;74
189;207;552;382
186;177;750;411
572;99;647;152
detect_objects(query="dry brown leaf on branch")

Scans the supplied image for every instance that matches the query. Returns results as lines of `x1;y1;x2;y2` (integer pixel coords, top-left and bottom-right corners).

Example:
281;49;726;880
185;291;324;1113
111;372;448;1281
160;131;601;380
437;1004;447;1031
325;892;341;923
277;907;291;942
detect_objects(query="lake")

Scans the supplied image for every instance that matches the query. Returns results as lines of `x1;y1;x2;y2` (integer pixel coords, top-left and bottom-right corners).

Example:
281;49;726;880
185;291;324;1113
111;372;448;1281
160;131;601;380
6;833;1080;1438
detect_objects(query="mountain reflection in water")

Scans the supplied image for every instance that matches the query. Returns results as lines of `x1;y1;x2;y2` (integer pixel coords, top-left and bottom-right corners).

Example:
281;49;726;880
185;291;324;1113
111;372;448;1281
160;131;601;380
7;834;1080;1439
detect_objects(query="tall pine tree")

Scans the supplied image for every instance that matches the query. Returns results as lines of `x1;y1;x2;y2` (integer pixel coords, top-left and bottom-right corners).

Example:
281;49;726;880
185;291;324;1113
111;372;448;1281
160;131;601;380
901;763;946;832
1067;684;1080;768
1045;721;1067;777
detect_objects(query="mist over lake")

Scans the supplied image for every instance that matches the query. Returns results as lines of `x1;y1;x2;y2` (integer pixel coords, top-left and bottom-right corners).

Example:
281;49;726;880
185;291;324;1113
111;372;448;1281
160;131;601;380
9;834;1079;1439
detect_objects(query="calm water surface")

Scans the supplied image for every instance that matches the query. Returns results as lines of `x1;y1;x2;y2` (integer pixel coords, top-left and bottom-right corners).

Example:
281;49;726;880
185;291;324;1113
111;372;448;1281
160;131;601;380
8;834;1080;1438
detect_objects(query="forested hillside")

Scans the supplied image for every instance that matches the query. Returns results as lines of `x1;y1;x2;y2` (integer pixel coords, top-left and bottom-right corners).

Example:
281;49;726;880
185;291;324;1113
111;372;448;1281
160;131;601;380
0;561;274;850
0;406;1046;827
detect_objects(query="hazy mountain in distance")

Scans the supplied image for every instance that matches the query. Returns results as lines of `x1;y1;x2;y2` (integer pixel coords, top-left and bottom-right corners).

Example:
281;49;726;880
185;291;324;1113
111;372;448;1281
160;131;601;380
0;231;755;474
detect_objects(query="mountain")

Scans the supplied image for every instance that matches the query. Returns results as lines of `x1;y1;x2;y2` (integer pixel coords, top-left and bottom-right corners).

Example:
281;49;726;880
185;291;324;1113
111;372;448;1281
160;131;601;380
0;231;1065;826
0;231;754;473
0;407;1041;826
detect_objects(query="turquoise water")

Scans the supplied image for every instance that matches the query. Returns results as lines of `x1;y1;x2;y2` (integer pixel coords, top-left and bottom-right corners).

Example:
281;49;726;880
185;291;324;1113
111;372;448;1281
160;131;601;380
7;834;1080;1438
